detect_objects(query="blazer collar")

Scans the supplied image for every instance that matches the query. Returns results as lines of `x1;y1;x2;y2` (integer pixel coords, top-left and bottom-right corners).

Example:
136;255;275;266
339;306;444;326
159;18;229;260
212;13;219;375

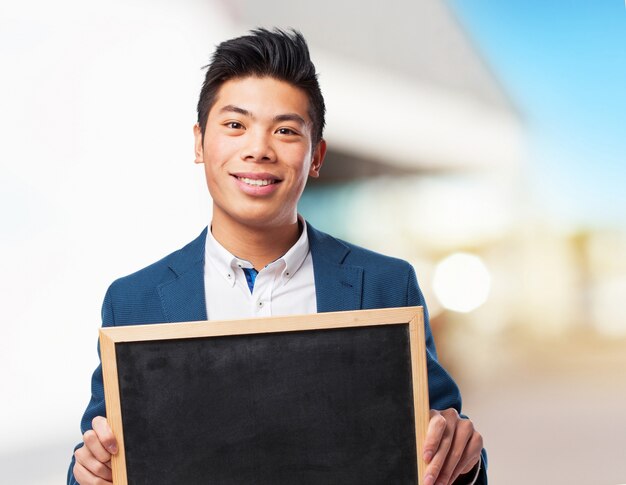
157;224;365;322
157;227;208;323
307;223;364;313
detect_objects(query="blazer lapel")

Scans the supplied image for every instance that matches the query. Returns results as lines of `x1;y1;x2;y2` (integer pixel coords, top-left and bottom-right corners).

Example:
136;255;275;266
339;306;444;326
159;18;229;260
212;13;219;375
307;224;363;313
157;228;208;323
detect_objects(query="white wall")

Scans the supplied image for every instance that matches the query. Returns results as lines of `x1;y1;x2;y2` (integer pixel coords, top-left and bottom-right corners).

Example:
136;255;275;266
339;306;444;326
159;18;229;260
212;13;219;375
0;1;234;481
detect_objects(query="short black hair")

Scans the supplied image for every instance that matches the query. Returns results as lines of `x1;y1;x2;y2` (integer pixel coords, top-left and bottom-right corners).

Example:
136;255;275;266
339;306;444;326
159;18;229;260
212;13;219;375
197;28;326;144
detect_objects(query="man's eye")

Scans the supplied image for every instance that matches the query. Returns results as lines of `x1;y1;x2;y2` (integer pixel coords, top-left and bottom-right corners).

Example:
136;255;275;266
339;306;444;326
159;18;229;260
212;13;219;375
225;121;244;129
276;127;297;135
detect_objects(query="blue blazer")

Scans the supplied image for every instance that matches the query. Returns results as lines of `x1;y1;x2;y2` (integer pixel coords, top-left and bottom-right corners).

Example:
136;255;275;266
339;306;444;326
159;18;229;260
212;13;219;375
68;224;487;484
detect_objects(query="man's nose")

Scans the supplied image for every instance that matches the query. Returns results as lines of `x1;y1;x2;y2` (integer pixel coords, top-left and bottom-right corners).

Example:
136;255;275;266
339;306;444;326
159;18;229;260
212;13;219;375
240;130;276;163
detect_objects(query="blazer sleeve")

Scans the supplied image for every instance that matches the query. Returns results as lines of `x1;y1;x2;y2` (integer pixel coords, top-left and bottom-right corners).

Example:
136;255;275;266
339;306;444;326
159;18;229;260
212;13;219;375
407;265;488;484
67;286;116;485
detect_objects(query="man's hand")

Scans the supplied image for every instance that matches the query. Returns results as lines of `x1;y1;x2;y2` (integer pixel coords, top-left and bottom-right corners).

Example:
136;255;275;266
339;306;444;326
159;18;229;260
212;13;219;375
422;408;483;485
73;416;118;485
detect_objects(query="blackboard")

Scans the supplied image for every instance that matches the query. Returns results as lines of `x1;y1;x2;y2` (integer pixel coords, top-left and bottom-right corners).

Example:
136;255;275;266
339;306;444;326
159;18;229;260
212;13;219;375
100;307;429;485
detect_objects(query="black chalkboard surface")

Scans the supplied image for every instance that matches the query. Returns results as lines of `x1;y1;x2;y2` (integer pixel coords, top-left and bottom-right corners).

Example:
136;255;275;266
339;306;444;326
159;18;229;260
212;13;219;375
100;307;429;485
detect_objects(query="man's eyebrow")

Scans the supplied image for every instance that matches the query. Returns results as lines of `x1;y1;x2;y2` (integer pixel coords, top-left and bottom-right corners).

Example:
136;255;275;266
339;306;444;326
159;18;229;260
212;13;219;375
218;106;307;127
219;105;253;117
273;113;307;126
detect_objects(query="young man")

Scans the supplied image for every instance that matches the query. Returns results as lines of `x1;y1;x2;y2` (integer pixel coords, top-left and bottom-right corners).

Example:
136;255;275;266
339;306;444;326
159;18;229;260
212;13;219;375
69;29;486;485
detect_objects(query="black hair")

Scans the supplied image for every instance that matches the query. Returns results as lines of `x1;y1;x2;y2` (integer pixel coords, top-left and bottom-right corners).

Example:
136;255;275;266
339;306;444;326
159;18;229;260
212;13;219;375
197;28;325;144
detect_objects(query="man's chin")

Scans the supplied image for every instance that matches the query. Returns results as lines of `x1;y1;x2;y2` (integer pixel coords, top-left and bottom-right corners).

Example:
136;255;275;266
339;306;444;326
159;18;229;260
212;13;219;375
236;214;295;230
213;208;293;231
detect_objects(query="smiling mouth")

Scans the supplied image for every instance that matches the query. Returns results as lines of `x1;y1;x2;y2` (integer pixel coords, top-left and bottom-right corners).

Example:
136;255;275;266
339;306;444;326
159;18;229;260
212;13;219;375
235;176;279;187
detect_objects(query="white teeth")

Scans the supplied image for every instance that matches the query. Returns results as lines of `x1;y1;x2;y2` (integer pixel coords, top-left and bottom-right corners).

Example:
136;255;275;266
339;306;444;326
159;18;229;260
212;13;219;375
238;177;276;187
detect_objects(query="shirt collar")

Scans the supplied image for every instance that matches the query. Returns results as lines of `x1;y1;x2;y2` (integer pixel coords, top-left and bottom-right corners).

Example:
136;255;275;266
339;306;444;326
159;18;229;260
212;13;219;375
275;215;310;283
204;215;310;287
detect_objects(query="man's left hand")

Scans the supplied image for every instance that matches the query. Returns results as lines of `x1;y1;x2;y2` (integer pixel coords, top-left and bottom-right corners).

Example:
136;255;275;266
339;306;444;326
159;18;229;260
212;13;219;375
422;408;483;485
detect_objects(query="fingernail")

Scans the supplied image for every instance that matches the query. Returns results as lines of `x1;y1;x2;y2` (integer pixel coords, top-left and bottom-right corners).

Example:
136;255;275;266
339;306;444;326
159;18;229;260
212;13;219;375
423;451;433;463
424;474;435;485
108;445;118;454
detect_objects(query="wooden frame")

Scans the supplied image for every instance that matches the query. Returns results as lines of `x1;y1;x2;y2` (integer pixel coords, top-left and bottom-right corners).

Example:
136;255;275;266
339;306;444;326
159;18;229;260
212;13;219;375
100;306;429;484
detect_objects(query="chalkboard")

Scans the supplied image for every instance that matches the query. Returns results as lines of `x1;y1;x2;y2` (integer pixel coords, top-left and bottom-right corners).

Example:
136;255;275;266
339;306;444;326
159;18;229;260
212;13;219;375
100;307;429;485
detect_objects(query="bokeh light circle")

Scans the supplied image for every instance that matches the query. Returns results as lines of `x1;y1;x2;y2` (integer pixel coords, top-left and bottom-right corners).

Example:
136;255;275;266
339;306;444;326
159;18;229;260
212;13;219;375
433;252;491;313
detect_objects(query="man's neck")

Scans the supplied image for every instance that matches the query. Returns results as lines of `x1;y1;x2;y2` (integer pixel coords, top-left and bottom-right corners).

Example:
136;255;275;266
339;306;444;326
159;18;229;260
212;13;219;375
210;215;301;270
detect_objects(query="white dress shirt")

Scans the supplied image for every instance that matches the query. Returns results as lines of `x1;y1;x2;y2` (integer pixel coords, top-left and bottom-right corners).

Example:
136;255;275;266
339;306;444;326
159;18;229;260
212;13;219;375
203;217;317;321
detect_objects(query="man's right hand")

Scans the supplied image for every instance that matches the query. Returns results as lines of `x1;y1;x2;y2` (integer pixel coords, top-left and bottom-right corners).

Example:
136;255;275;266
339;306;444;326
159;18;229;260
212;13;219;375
73;416;118;485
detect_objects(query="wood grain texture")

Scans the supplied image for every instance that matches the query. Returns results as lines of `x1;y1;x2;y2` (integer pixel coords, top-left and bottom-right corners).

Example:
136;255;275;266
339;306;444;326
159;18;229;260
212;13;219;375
99;330;128;485
409;310;429;485
100;307;421;342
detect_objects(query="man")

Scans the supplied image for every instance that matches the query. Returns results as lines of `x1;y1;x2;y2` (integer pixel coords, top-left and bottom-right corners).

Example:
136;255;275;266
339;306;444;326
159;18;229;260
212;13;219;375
69;28;486;485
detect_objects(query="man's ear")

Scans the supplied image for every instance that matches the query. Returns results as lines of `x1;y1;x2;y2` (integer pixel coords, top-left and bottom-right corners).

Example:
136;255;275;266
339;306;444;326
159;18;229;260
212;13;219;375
193;123;204;164
308;139;327;178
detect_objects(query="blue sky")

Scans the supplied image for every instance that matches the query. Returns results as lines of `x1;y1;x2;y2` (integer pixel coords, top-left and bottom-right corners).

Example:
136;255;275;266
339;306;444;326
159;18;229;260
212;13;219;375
449;1;626;230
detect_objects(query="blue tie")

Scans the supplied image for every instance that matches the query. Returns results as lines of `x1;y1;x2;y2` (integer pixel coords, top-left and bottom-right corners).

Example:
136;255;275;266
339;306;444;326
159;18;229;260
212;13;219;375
242;267;258;294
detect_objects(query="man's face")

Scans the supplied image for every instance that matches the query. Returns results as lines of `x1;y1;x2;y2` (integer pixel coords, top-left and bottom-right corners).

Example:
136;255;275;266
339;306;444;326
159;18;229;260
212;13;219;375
194;76;326;230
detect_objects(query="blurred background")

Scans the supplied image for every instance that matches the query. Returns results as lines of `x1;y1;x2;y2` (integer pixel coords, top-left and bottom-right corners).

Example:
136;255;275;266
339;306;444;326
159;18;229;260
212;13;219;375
1;0;624;483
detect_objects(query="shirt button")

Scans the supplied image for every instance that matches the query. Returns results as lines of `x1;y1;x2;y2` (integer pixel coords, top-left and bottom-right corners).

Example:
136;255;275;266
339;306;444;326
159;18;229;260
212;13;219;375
227;273;232;279
258;301;264;308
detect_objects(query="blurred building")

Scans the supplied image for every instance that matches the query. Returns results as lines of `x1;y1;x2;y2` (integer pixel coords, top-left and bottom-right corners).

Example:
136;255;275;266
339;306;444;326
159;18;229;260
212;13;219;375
227;0;626;344
226;0;525;327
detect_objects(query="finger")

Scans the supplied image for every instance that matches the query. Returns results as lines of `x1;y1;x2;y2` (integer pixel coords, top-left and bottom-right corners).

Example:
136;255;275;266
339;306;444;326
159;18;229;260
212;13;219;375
73;459;113;485
74;446;113;481
450;432;484;482
92;416;118;454
435;418;474;485
423;412;455;485
422;410;447;463
83;429;112;465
